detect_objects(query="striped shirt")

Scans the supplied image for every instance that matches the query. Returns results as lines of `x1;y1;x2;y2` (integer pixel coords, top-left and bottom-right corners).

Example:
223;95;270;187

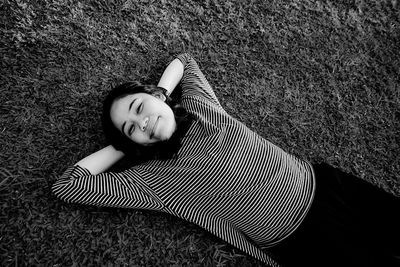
53;53;316;266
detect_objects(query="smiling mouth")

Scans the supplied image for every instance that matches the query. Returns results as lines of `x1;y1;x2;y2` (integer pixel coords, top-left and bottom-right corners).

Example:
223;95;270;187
150;116;159;139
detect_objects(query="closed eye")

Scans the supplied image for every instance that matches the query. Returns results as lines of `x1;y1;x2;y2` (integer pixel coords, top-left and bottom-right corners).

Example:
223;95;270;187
128;124;135;135
136;103;143;114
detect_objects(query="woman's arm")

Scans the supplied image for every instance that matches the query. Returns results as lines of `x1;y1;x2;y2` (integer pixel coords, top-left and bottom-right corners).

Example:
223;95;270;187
157;58;184;95
174;53;224;109
53;153;164;210
74;145;125;175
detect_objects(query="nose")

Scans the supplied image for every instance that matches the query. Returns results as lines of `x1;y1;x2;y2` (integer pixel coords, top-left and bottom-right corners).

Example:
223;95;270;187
138;117;149;132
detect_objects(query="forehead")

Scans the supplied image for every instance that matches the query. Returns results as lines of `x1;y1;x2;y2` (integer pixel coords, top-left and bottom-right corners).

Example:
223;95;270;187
109;93;145;125
111;94;133;114
112;92;150;110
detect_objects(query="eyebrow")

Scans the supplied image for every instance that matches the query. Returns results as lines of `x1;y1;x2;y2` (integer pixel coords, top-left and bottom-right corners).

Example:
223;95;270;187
121;98;137;135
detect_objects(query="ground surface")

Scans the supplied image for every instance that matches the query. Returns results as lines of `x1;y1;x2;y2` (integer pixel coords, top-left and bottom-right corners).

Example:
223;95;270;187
1;0;399;266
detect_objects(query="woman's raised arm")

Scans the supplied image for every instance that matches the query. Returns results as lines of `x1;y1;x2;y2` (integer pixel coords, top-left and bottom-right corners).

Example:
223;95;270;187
74;145;125;175
157;58;184;95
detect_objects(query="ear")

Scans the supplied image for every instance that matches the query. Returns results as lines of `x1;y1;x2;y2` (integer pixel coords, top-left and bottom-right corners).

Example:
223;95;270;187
152;91;167;102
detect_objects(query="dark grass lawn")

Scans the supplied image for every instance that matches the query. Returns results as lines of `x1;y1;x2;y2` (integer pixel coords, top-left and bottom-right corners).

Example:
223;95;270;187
1;0;399;266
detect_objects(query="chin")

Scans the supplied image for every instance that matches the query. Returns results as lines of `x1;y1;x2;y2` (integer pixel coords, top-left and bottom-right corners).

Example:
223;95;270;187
158;127;175;141
158;134;172;142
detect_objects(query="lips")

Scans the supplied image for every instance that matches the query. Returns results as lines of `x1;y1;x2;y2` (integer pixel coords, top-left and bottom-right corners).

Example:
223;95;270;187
149;116;159;139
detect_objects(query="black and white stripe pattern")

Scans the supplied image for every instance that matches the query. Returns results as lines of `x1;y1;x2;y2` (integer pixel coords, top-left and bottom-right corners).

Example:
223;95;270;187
53;54;315;266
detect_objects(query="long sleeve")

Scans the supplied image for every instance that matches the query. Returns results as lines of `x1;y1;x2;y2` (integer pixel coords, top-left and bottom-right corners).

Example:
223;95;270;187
52;165;164;211
175;53;224;110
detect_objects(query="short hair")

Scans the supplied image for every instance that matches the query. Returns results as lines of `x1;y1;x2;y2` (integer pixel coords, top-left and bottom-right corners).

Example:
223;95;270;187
101;81;193;161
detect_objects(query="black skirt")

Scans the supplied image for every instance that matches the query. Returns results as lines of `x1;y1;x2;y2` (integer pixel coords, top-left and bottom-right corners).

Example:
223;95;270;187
270;163;400;267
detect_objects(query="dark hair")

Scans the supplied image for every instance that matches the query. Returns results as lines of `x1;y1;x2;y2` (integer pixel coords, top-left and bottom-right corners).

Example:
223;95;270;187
101;81;193;161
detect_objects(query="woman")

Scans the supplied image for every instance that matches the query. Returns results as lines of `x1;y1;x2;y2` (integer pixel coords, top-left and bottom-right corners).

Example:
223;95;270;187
53;53;399;267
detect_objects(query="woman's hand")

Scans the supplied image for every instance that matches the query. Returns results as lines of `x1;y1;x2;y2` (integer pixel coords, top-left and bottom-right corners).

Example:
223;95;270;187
75;145;125;175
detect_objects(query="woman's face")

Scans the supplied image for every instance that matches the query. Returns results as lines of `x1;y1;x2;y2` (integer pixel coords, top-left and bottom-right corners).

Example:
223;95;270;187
110;92;177;146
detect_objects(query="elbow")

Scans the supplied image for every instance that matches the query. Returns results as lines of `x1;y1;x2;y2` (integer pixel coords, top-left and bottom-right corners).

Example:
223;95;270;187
51;178;76;203
52;180;68;202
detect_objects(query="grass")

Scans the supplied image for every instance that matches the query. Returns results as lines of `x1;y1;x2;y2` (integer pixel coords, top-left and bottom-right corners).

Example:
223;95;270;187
1;0;399;266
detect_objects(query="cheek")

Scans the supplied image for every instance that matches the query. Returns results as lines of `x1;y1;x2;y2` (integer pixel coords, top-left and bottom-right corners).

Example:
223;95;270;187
131;132;144;142
161;111;177;136
162;104;175;120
